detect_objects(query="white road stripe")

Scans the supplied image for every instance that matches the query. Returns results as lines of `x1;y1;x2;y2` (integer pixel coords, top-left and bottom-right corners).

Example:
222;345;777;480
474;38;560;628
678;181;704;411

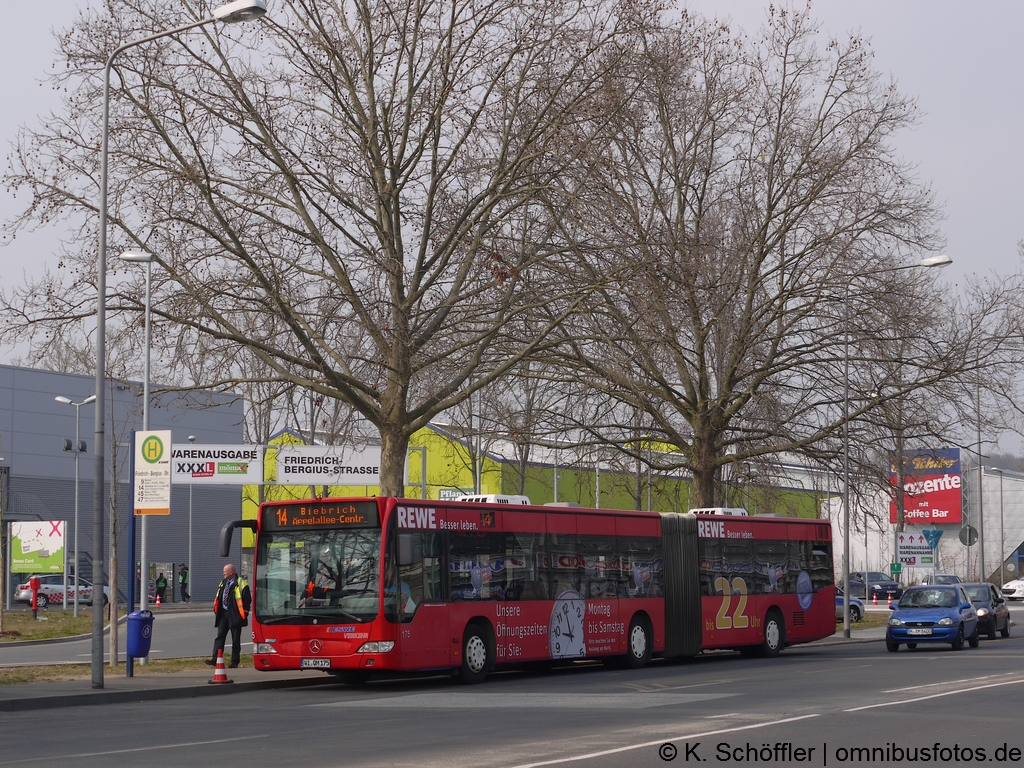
845;678;1024;712
883;673;1002;693
503;714;821;768
0;735;267;765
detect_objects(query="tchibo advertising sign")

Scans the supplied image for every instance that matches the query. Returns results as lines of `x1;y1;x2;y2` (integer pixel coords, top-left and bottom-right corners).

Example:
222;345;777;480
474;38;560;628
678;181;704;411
889;448;962;524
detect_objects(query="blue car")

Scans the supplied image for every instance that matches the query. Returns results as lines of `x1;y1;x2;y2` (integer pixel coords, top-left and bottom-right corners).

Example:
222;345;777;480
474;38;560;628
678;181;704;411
835;587;864;622
886;585;979;652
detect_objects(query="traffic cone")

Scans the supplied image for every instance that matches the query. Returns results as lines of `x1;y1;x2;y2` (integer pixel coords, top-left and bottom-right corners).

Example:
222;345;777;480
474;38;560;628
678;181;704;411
887;594;893;608
155;593;161;607
872;593;878;606
209;650;233;684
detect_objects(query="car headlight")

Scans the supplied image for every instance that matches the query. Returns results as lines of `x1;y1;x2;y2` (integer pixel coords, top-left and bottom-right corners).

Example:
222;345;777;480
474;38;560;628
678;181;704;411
937;617;954;626
888;617;904;627
871;584;882;590
357;641;395;653
976;608;989;617
254;643;278;654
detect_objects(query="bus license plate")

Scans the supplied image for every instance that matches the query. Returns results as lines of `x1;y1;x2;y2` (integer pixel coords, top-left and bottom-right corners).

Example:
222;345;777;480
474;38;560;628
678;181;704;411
301;658;331;668
908;628;932;636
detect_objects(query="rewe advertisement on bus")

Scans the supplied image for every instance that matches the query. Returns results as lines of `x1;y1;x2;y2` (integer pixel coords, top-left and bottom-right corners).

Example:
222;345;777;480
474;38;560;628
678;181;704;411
889;448;962;524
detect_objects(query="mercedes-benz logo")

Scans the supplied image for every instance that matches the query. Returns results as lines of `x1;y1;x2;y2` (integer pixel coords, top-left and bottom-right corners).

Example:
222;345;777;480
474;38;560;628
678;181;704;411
309;639;322;654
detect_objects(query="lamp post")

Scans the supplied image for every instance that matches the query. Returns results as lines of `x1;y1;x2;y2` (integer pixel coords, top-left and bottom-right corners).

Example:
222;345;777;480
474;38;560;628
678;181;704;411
90;0;267;689
841;253;951;638
55;394;96;617
988;467;1004;584
188;434;195;604
120;250;155;628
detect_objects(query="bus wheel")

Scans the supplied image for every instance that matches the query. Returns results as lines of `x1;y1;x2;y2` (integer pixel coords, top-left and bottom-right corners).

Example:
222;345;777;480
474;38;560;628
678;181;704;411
625;616;652;669
759;610;784;657
458;623;490;685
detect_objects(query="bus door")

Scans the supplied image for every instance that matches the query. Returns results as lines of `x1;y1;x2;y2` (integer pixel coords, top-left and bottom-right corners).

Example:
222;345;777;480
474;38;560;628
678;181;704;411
392;531;449;669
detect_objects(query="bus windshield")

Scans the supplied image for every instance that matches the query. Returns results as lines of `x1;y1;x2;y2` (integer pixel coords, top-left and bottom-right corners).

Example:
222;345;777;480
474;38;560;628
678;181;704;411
255;528;381;624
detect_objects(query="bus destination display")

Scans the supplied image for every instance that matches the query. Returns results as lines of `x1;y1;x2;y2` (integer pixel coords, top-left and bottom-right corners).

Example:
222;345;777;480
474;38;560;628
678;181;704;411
263;501;379;530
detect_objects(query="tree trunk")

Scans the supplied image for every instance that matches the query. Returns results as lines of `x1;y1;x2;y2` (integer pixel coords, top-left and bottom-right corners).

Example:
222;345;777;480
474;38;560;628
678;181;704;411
691;465;717;509
378;428;410;498
108;551;117;667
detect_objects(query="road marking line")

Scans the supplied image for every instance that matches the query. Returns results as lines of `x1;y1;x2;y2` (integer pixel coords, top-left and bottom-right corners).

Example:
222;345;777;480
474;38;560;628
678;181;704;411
503;714;821;768
0;735;267;765
883;673;1002;693
845;678;1024;712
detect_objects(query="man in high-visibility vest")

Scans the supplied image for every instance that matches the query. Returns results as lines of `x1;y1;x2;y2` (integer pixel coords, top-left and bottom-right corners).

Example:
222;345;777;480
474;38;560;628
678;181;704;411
207;563;251;668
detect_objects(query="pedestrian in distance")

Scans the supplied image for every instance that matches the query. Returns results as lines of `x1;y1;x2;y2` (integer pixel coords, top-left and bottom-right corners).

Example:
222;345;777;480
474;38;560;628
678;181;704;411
179;564;190;603
207;563;251;668
155;572;168;603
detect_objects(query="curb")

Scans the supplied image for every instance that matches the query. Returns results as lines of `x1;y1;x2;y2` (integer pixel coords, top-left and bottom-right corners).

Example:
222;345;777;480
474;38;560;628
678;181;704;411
0;615;129;648
0;673;337;712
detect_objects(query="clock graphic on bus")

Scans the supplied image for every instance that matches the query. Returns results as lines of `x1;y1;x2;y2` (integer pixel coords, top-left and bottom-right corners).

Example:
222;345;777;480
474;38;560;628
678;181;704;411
549;589;586;659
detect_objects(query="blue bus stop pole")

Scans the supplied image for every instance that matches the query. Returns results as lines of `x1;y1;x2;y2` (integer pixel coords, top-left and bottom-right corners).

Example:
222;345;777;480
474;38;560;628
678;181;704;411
127;431;135;678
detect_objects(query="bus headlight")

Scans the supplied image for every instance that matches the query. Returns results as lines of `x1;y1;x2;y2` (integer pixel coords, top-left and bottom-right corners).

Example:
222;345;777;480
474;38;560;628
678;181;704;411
255;643;278;654
357;641;395;653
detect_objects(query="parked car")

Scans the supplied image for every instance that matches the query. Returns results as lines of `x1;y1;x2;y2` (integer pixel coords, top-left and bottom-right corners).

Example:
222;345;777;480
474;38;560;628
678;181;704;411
845;571;904;602
886;584;979;652
15;574;109;607
962;582;1010;640
922;573;962;585
835;588;865;622
1002;578;1024;601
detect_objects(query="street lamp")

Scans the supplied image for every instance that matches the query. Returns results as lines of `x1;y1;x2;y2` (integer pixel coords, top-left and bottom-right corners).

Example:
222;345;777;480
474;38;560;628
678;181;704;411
841;254;952;638
120;250;155;631
90;0;267;689
188;434;195;604
55;394;96;617
988;467;1005;585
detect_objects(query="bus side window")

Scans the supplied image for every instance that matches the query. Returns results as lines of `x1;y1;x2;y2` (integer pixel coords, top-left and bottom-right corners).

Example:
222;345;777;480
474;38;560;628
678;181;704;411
386;532;442;622
809;542;833;591
449;532;506;601
579;536;617;600
506;533;546;601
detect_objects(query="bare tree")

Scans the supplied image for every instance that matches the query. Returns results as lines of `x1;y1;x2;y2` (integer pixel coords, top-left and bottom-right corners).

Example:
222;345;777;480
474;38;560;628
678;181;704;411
1;0;645;494
547;9;1004;507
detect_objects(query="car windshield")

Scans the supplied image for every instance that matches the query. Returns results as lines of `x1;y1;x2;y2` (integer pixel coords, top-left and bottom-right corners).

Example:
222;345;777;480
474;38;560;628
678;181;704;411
932;575;960;584
866;572;889;582
965;586;991;602
255;528;381;624
899;588;958;609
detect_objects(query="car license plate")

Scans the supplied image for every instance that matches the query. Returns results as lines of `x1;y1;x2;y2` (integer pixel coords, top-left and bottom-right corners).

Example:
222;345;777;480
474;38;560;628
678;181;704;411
300;658;331;668
908;628;932;636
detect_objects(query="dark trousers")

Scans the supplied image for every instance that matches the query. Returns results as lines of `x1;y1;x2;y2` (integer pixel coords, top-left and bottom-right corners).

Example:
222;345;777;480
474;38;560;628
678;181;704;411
180;584;190;603
213;615;242;667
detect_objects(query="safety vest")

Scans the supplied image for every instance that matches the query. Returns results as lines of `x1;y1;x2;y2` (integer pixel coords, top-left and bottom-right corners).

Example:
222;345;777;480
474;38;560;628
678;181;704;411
215;577;249;621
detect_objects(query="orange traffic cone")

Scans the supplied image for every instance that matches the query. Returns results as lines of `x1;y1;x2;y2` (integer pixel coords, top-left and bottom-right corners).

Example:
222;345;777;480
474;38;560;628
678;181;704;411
209;650;233;684
872;594;878;606
155;593;161;607
887;594;893;608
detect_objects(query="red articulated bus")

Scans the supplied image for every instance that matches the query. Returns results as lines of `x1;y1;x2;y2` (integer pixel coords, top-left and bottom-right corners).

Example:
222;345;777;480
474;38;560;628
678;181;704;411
220;496;834;683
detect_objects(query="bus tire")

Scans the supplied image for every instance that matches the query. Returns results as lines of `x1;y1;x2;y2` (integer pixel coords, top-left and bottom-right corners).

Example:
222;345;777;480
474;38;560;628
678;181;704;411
624;615;652;669
457;622;491;685
759;610;785;657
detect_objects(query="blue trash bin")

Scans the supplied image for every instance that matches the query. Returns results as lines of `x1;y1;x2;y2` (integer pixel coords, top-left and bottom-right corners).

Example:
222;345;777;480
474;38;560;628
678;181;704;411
127;610;154;658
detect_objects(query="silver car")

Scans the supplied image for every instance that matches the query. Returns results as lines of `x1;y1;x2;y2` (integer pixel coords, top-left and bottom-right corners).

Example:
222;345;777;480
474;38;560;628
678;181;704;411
1002;579;1024;601
15;574;109;607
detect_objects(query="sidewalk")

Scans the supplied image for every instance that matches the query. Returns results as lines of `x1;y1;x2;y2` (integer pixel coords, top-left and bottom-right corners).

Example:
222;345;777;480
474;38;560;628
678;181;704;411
0;665;335;712
810;624;887;645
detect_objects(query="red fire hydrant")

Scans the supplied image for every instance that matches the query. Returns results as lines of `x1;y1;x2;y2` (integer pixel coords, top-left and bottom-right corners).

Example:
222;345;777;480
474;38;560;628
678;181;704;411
29;576;41;619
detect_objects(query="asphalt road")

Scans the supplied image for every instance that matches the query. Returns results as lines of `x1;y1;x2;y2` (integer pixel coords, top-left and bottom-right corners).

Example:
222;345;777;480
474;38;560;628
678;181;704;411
0;610;248;666
2;623;1023;767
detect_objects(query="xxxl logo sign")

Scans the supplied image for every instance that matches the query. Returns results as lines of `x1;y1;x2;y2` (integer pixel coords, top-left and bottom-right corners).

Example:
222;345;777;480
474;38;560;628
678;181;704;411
177;461;215;477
